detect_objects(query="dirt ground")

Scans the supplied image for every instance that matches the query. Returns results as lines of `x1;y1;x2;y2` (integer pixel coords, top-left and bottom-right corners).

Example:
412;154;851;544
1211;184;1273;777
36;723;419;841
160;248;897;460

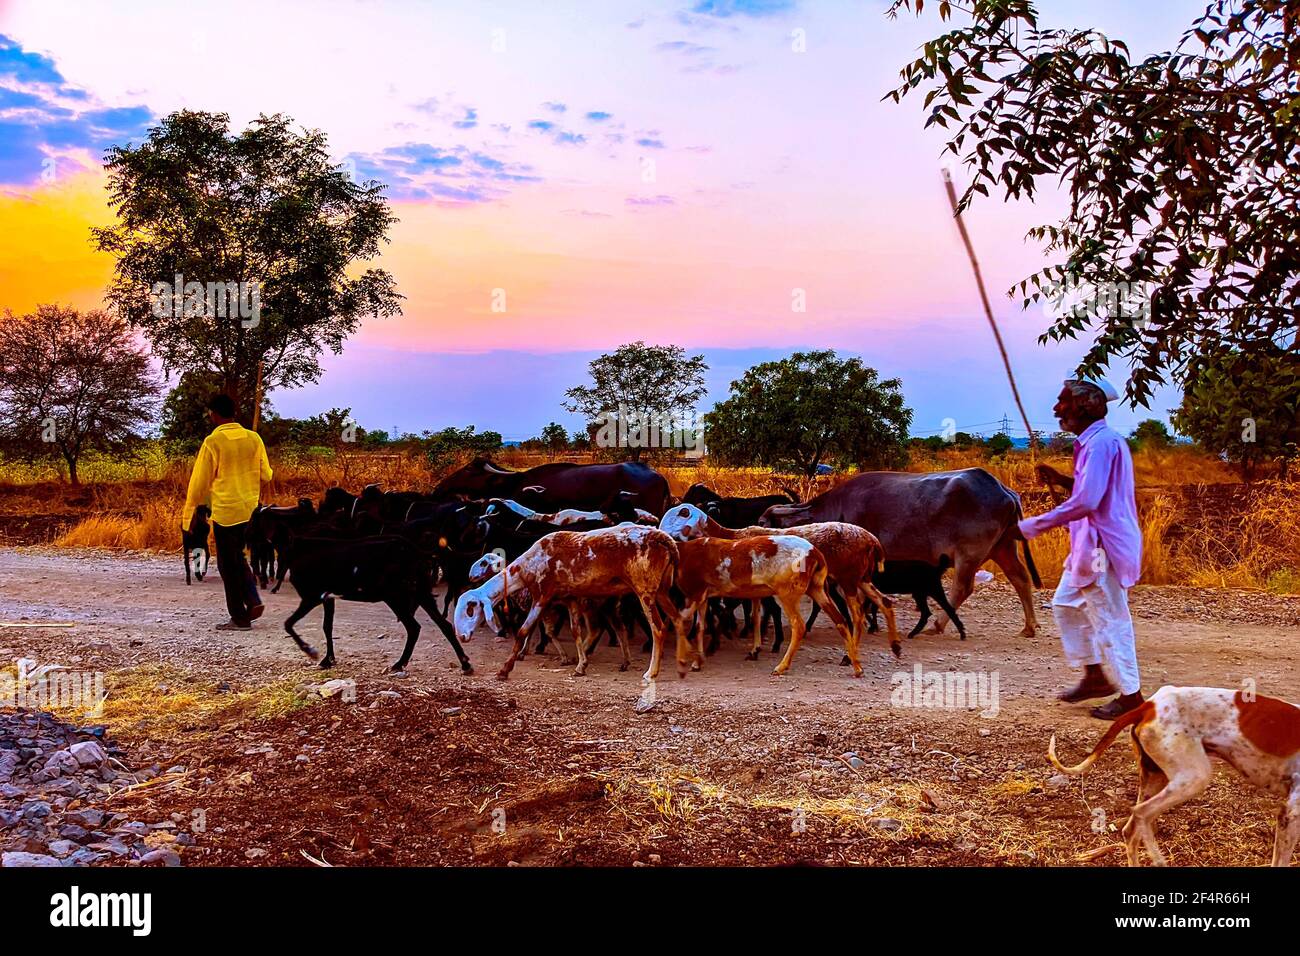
2;546;1298;867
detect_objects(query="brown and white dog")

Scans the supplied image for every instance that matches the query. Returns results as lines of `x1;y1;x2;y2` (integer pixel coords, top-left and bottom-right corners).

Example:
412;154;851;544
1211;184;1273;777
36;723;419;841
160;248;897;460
1049;685;1300;866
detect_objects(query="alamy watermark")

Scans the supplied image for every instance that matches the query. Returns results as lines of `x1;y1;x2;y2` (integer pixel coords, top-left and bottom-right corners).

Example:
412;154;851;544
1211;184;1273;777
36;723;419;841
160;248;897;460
592;404;704;458
150;273;261;328
0;659;106;716
890;663;1000;718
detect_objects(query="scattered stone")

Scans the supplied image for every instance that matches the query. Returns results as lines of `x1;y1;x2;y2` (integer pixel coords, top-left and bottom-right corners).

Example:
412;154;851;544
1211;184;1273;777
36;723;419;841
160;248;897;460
245;847;269;860
21;800;51;821
1047;774;1071;791
47;840;77;858
439;707;462;716
57;824;90;842
68;741;107;767
65;808;104;829
870;817;904;833
2;851;62;867
139;848;182;867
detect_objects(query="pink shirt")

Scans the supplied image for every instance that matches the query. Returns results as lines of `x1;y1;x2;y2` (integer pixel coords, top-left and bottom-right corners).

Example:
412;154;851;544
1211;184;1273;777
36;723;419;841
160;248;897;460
1018;419;1142;589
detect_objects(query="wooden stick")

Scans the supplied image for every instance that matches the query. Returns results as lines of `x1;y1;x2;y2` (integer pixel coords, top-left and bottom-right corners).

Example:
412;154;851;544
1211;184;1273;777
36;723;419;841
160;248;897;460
942;169;1038;458
252;360;264;431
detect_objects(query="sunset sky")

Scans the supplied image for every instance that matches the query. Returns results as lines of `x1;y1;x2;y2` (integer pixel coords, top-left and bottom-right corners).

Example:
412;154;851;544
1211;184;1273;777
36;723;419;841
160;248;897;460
0;0;1202;441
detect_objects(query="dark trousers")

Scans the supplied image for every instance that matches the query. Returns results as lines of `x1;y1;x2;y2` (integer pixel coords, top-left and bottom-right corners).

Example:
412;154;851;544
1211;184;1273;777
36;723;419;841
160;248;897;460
213;521;262;625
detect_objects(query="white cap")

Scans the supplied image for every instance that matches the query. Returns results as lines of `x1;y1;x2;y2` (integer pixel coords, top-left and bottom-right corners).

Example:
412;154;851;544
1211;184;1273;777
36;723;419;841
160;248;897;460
1070;375;1119;402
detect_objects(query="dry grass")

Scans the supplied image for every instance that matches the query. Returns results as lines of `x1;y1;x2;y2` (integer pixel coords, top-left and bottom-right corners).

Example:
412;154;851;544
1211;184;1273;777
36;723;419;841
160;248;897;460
95;664;314;739
53;499;183;550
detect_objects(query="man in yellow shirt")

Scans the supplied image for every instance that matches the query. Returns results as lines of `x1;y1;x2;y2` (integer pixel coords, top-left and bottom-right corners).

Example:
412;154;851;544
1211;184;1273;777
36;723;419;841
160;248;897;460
183;394;273;630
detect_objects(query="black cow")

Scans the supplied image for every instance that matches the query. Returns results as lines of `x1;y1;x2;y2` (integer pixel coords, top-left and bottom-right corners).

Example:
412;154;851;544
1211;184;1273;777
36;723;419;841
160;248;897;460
434;458;671;516
681;483;799;528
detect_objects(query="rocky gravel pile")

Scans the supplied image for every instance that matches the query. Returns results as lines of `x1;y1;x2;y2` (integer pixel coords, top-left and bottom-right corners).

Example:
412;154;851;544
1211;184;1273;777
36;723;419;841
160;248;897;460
0;709;193;868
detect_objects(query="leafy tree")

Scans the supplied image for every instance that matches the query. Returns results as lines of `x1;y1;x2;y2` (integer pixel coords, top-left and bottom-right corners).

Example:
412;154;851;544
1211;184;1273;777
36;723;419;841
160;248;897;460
1172;348;1300;479
705;350;913;476
420;426;503;473
983;432;1014;457
93;110;402;421
1045;431;1076;456
0;305;159;485
539;422;569;452
160;368;273;453
287;408;357;449
358;429;390;449
1131;419;1173;449
563;341;708;461
888;0;1300;405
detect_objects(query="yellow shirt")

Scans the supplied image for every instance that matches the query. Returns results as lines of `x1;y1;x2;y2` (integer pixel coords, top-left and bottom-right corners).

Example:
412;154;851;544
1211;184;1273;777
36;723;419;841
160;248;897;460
182;423;273;529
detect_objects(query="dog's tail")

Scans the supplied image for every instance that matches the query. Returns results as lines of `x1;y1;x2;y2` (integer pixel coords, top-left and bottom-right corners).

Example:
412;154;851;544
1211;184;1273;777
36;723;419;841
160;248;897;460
1048;700;1154;775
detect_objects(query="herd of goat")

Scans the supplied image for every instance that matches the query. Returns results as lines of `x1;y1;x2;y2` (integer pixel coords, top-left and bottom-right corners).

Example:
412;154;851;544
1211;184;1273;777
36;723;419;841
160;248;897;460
185;466;970;685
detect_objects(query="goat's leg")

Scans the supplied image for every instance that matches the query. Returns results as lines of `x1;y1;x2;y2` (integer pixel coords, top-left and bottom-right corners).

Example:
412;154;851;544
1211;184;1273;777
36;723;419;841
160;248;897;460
859;581;900;657
319;597;337;668
746;599;764;660
764;596;784;653
676;601;706;677
284;595;322;661
770;592;807;676
929;580;966;640
805;580;842;632
548;606;574;665
703;599;723;657
639;593;671;684
608;604;633;672
184;545;192;586
571;602;593;676
387;598;422;672
692;605;707;670
499;602;544;680
417;594;473;674
809;579;861;677
908;594;930;639
927;556;975;636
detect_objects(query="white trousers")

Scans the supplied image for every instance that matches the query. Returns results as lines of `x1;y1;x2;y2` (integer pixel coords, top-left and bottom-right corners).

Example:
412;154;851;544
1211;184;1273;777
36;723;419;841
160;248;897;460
1052;571;1142;695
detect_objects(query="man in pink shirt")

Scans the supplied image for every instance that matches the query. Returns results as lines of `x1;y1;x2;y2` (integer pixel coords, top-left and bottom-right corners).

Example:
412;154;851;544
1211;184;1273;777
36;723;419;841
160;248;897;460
1019;378;1144;719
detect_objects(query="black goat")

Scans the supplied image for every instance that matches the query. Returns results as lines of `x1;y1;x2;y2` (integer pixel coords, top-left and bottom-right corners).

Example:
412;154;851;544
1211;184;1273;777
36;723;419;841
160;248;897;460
182;505;211;585
280;533;472;673
867;557;966;640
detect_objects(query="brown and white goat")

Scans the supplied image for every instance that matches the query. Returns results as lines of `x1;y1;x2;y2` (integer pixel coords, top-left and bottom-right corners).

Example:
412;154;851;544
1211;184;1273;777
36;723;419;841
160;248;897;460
674;534;859;677
660;503;900;674
453;525;679;682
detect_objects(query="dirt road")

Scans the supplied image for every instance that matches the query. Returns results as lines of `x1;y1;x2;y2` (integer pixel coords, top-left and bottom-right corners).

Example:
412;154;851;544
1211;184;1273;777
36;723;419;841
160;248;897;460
2;547;1298;866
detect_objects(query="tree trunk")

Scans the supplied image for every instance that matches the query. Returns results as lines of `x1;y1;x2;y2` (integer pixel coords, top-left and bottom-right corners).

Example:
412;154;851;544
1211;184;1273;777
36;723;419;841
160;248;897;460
66;453;79;487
